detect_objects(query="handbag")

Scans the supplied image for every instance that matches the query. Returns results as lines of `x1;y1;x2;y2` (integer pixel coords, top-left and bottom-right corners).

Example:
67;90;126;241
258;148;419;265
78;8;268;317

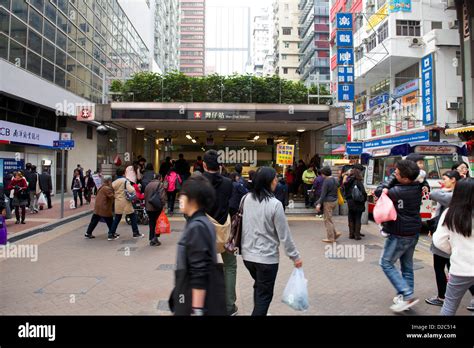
224;193;249;255
337;187;345;206
124;180;137;202
0;216;7;245
206;213;231;254
148;184;163;210
156;210;171;234
352;184;365;202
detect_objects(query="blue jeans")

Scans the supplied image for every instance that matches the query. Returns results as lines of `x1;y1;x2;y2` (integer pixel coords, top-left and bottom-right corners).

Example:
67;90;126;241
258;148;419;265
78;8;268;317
109;212;139;237
380;234;419;300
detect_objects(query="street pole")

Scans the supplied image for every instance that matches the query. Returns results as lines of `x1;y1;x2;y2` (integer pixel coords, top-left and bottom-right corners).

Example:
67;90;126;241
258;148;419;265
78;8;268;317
61;149;65;219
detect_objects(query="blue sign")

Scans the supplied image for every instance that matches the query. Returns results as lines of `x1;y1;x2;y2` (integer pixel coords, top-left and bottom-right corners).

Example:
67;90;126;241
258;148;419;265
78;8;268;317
0;159;25;183
337;66;354;84
53;140;75;149
338;84;355;102
390;0;411;13
363;131;429;149
421;54;435;125
392;79;418;98
336;30;353;47
336;48;354;66
369;93;389;109
336;13;353;29
346;142;363;155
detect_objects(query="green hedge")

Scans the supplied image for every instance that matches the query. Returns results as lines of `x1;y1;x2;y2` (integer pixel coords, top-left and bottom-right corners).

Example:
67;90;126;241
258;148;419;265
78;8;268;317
110;71;332;105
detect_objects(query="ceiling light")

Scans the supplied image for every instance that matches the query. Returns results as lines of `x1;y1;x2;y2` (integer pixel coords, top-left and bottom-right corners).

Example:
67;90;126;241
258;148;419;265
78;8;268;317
109;139;113;143
136;126;145;131
186;134;192;140
253;135;260;140
218;126;227;131
191;139;197;143
297;128;306;132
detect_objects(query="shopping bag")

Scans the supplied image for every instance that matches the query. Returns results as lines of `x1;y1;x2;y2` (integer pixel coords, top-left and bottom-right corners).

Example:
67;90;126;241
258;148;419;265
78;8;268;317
373;191;397;224
37;192;47;206
156;210;171;235
282;268;309;311
0;216;7;245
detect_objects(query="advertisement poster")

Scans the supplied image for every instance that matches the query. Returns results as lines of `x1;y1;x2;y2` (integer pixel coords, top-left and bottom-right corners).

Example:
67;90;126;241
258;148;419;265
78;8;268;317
276;144;295;166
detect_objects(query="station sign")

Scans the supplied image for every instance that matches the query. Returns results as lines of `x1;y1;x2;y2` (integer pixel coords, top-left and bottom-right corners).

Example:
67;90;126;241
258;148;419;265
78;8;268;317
188;111;255;121
53;140;75;149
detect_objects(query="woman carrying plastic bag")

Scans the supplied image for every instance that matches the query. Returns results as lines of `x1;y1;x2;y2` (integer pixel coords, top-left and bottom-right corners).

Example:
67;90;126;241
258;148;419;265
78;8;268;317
282;268;309;311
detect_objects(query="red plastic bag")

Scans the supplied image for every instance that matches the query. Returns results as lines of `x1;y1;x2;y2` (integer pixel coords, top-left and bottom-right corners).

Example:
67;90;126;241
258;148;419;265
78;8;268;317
155;211;171;235
373;191;397;224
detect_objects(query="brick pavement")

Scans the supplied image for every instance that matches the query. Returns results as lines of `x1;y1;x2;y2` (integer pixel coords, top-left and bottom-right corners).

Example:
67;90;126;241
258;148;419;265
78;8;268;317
0;215;472;316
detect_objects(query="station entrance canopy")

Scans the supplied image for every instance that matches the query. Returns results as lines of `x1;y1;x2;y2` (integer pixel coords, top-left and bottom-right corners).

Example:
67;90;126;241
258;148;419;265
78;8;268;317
96;102;344;132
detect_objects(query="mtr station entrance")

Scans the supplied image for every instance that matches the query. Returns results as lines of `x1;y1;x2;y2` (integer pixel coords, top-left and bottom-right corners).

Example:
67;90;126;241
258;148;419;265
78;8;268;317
95;102;344;175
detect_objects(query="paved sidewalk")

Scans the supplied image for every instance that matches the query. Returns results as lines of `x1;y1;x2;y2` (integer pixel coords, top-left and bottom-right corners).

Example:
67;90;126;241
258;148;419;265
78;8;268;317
0;215;472;316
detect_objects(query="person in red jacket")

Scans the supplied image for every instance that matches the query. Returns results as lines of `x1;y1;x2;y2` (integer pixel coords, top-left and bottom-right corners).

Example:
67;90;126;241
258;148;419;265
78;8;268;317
133;183;145;201
7;172;28;224
285;168;295;197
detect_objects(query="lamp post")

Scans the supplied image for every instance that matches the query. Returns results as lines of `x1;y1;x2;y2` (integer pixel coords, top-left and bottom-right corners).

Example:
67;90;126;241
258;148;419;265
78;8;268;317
58;128;73;219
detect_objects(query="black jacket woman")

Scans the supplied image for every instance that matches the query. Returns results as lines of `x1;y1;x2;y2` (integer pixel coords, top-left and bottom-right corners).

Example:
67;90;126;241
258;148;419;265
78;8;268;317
169;175;226;316
343;168;367;240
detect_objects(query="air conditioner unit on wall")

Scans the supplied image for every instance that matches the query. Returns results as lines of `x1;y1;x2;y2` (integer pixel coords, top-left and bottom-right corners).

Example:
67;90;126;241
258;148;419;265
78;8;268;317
446;101;460;110
448;20;458;29
408;37;424;47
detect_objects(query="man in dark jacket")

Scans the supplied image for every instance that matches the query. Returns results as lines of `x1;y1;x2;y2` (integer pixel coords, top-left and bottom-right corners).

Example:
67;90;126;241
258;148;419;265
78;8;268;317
175;154;190;181
375;160;422;313
202;150;237;316
39;170;53;209
274;175;289;211
159;157;172;178
27;165;40;213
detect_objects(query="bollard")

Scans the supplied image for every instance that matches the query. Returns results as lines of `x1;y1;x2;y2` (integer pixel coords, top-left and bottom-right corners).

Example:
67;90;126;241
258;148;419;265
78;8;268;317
361;201;369;225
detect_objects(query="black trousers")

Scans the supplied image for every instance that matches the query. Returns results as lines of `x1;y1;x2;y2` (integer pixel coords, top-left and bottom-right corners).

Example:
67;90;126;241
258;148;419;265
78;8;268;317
73;190;83;207
44;191;52;209
167;191;177;213
433;254;450;299
304;183;313;206
244;260;279;316
14;205;26;222
86;214;113;236
146;210;162;241
348;209;362;238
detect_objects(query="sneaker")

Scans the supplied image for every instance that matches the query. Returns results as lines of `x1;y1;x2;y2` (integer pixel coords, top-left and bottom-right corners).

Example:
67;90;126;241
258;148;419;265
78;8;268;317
322;239;336;243
108;235;119;241
380;231;389;238
393;295;403;305
113;233;120;237
390;297;419;312
84;234;95;239
149;239;161;246
335;232;342;240
467;300;474;312
133;233;144;238
315;215;324;220
34;209;39;213
21;221;26;224
425;296;444;306
229;305;238;316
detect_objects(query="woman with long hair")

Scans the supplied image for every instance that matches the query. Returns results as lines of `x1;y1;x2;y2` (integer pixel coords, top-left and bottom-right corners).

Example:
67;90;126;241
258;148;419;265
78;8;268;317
7;172;28;224
433;178;474;315
343;168;367;240
451;161;470;178
241;167;302;316
164;167;182;216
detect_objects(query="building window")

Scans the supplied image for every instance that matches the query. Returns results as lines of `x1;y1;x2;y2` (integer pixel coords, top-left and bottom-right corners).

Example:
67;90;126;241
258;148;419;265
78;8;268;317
377;21;388;43
283;67;288;74
395;62;419;87
355;46;364;62
283;27;292;35
87;125;93;140
281;54;287;60
396;20;421;36
456;51;461;76
284;3;289;11
431;21;442;30
366;33;376;52
370;78;390;96
284;42;290;48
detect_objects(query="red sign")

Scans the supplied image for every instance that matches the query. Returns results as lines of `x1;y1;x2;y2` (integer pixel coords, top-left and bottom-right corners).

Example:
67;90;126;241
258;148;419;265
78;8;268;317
371;129;376;136
346;119;352;141
76;106;94;121
194;112;202;119
414;145;457;155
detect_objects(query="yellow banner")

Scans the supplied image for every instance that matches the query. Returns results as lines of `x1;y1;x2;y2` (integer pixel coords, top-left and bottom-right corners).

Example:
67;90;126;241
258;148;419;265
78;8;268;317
366;3;388;31
276;144;295;166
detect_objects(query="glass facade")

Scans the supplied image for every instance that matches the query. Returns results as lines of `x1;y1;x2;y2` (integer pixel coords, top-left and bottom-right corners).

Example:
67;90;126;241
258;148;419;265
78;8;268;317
0;0;150;104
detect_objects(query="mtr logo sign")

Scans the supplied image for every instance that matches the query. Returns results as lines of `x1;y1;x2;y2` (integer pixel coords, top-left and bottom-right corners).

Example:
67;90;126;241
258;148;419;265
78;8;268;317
77;106;95;121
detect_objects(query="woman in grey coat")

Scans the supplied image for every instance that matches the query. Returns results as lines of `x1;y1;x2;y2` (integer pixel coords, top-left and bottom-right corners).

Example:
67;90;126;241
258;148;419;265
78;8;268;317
241;167;303;316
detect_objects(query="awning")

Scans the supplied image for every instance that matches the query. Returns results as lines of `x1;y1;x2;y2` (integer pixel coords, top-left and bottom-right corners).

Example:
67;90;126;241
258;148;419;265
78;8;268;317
445;125;474;135
332;145;346;154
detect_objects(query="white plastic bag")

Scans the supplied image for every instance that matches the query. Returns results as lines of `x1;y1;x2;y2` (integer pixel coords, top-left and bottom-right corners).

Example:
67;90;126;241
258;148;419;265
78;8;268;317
282;268;309;311
37;193;47;206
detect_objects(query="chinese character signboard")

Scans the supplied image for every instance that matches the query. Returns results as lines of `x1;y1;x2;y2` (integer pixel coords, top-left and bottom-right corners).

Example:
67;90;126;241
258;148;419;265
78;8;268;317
276;144;295;166
0;121;59;147
421;54;435;125
389;0;411;13
336;13;354;103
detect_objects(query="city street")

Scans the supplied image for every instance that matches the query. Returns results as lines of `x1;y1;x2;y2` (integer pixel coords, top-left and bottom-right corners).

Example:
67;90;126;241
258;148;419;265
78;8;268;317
1;214;472;316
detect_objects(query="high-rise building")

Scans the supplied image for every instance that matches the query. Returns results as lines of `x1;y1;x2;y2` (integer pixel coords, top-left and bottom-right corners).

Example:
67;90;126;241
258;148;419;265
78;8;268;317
329;0;462;146
156;0;180;73
206;0;251;75
273;0;301;81
0;0;152;191
251;7;274;77
298;0;330;87
179;0;205;76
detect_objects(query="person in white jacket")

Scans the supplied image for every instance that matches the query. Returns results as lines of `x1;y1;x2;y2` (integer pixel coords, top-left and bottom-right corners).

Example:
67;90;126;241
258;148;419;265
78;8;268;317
433;178;474;315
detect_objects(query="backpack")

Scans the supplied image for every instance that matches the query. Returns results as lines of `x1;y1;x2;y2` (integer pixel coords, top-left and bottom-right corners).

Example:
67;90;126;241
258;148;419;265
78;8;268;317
148;183;164;210
352;183;365;203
